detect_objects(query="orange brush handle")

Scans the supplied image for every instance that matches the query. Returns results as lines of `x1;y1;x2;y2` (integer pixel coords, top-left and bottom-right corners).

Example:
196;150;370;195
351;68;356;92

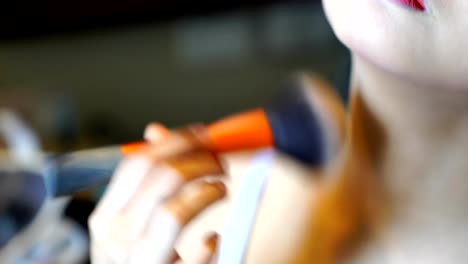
120;141;147;155
119;108;274;155
208;108;274;152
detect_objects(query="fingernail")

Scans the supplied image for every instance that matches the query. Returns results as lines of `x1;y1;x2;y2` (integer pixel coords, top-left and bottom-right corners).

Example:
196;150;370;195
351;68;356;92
144;123;170;142
210;181;227;195
204;232;219;252
177;124;212;149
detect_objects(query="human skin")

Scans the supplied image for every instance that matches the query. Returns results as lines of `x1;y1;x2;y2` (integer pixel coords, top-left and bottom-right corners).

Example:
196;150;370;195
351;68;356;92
303;0;468;262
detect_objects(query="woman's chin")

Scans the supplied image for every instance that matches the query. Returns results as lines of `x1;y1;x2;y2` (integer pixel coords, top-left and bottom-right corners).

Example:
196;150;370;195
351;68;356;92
323;0;468;89
323;0;404;70
324;5;423;86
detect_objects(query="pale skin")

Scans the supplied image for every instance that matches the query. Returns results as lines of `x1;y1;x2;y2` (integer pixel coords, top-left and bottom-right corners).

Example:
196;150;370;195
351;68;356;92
89;124;225;264
90;0;468;262
324;0;468;262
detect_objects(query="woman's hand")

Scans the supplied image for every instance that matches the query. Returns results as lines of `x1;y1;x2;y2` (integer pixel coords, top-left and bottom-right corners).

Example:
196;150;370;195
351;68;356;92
89;123;226;264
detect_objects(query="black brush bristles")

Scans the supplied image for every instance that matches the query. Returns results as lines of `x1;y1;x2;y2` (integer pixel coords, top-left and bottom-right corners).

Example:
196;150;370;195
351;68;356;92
265;75;326;166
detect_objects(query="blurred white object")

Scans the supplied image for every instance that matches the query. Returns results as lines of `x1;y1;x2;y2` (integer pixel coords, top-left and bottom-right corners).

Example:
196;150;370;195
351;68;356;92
0;109;41;168
15;218;88;264
0;108;88;264
218;149;275;264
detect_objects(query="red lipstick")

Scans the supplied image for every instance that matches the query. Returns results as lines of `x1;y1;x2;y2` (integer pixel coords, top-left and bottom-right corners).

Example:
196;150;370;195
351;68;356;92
392;0;426;11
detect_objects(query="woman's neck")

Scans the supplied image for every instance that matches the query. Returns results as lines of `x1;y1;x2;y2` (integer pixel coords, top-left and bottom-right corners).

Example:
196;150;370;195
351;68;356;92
351;55;468;223
353;56;468;136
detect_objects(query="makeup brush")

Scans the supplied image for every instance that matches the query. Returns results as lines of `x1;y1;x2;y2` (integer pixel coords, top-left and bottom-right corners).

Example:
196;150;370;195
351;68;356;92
49;73;345;197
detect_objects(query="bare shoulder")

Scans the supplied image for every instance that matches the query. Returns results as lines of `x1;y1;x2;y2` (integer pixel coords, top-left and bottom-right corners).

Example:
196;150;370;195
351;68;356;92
176;151;321;263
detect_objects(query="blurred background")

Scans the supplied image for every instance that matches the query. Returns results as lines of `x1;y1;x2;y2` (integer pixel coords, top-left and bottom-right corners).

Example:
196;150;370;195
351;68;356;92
0;0;349;262
0;0;349;148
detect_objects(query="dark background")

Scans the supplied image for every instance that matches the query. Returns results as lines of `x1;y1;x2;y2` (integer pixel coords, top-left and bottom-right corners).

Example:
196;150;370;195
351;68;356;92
0;0;348;147
1;1;319;38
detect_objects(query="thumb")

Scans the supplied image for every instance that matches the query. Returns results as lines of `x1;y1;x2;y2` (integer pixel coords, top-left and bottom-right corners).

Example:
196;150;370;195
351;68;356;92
173;232;219;264
145;124;212;161
194;232;219;264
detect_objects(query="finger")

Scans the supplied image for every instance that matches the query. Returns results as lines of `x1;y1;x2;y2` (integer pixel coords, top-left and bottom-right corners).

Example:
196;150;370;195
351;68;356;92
128;181;226;264
118;165;185;238
114;129;221;216
145;124;212;160
122;150;224;216
193;232;219;264
128;208;181;264
170;250;182;264
162;180;227;225
165;150;224;182
144;122;170;143
93;155;153;215
172;233;218;264
137;181;225;263
121;151;224;238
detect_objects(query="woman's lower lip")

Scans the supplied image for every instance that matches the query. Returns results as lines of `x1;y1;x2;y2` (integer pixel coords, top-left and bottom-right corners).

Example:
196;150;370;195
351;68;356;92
391;0;426;11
